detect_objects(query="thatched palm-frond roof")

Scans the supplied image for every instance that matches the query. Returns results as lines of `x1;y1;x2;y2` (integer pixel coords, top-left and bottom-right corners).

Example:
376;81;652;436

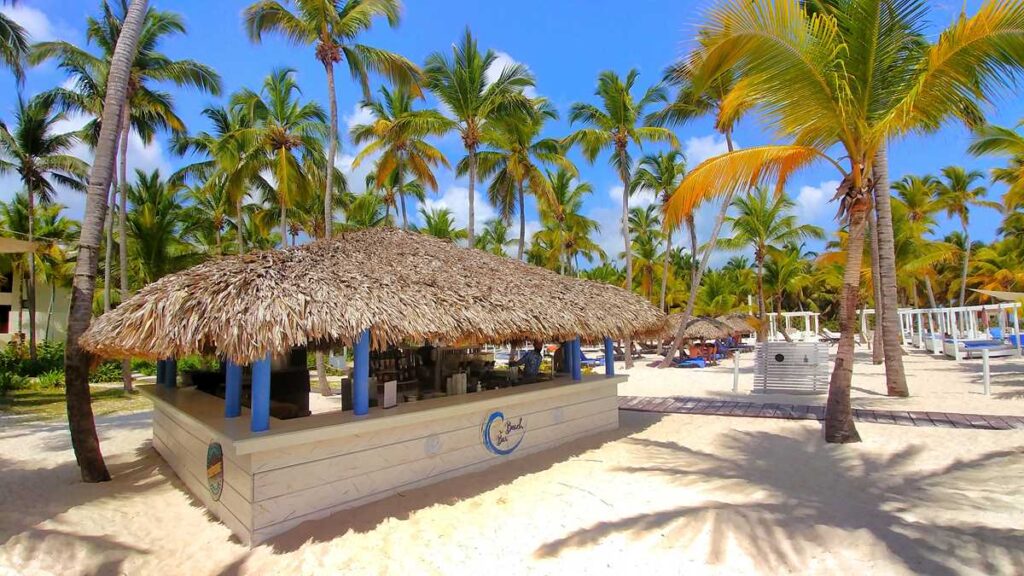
80;227;666;364
664;315;730;340
716;313;757;334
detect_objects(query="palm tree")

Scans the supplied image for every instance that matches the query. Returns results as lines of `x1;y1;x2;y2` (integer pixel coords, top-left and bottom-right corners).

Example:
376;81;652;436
36;1;221;389
718;189;824;341
425;29;535;245
341;190;392;230
124;169;200;283
350;85;452;229
649;53;748;366
892;175;943;321
0;96;88;359
475;218;517;256
470;98;572;260
666;0;1024;440
935;166;1000;306
531;169;603;274
564;69;677;367
64;0;149;484
233;68;328;245
969;122;1024;211
418;207;467;242
0;3;27;80
631;150;686;312
172;105;267;255
244;0;419;240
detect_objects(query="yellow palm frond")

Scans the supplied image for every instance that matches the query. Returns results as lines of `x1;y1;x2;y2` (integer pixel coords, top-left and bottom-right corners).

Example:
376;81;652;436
664;145;824;227
716;76;757;134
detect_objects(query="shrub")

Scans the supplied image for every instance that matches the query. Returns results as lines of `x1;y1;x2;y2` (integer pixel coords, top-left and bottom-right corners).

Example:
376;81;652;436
131;359;158;376
178;355;218;373
88;362;123;383
36;369;64;389
0;372;30;396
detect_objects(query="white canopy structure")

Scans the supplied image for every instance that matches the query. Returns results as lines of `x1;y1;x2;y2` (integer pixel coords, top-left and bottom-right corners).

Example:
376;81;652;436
764;311;820;342
897;302;1022;361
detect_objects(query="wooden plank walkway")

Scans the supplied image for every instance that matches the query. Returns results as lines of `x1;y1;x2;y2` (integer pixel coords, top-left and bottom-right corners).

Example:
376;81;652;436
618;396;1024;431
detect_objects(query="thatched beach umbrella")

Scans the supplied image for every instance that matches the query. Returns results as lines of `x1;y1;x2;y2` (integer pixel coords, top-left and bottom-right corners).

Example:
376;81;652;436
665;314;730;340
80;227;667;364
716;313;756;335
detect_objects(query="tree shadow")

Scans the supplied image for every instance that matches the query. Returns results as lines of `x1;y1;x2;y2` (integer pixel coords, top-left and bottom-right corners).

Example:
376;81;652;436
534;428;1024;574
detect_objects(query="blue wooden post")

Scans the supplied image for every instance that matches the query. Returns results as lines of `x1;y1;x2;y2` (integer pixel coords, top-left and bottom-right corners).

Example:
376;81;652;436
353;330;370;416
166;358;177;388
224;360;242;418
561;342;571;374
572;337;582;381
250;355;271;432
604;337;615;376
156;359;166;386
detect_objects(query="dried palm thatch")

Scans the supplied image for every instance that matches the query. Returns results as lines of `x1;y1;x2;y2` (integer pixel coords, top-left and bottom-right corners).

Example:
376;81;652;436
80;227;666;364
664;314;730;340
716;313;757;334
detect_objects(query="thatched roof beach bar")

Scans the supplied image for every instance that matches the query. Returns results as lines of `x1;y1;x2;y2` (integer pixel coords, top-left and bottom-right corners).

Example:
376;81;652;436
82;227;664;545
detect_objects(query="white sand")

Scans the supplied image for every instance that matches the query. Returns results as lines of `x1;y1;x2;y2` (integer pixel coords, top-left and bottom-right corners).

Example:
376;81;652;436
1;350;1023;575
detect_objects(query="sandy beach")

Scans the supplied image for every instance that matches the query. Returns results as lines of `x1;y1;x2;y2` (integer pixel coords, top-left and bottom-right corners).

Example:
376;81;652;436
2;350;1023;575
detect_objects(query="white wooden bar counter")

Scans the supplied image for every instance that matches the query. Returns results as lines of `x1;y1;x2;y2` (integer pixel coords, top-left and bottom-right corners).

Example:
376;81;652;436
140;375;622;546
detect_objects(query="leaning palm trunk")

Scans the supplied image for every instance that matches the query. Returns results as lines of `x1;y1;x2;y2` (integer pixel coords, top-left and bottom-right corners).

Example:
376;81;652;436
777;295;793;342
687;216;698;288
873;147;908;396
118;107;132;393
65;0;147;483
925;276;939;332
825;199;867;444
658;132;737;368
659;229;671;313
868;203;885;364
45;284;55;341
27;187;36;360
314;352;332;396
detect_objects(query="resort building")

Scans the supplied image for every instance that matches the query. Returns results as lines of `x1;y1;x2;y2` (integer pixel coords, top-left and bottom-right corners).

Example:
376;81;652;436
0;237;70;345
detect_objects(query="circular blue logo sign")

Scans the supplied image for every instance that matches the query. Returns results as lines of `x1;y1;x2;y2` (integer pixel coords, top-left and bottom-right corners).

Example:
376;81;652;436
483;411;526;456
207;442;224;501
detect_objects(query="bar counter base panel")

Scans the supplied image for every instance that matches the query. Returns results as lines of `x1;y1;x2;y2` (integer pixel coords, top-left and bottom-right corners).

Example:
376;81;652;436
141;375;623;546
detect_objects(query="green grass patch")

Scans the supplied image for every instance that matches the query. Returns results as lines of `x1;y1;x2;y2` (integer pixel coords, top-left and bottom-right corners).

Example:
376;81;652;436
0;385;152;422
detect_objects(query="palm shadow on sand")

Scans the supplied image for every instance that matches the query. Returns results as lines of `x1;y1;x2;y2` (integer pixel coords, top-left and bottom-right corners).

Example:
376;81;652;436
535;428;1024;575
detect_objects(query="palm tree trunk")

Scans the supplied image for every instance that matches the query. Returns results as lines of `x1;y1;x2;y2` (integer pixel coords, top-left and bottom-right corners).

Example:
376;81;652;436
659;228;671;313
868;202;885;364
324;61;338;240
618;146;634;369
103;151;118;313
659;130;737;368
397;168;408;230
467;146;477;246
756;254;767;342
118;105;132;393
517;181;526;261
687;216;698;288
873;146;908;396
825;199;866;444
236;197;246;254
959;223;971;306
65;0;147;484
777;295;793;342
925;276;939;332
45;282;55;341
26;186;36;360
278;148;288;246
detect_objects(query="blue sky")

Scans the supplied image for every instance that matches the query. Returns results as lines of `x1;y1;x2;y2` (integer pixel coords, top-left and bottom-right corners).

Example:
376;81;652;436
0;0;1017;264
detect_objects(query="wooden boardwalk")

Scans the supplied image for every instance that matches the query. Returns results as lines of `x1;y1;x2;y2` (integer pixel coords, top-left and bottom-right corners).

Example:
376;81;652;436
618;396;1024;431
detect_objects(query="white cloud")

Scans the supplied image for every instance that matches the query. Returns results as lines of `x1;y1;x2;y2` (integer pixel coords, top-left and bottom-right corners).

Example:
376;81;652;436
0;4;57;41
684;134;736;166
610;183;657;208
587;206;626;263
420;185;496;234
795;179;840;225
487;51;538;98
342;102;374;135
